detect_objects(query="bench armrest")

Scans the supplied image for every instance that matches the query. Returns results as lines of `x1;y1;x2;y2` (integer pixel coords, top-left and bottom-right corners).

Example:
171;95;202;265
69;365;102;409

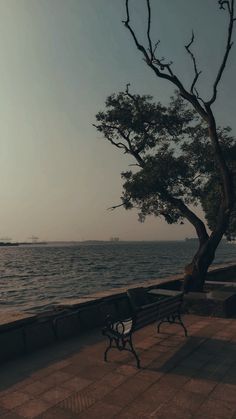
103;316;134;337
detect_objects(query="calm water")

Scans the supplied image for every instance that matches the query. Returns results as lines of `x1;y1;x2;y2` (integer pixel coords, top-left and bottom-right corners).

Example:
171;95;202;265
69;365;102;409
0;241;235;313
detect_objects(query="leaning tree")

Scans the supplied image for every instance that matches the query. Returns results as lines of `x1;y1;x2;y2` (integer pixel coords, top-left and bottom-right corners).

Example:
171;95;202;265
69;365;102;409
95;0;236;292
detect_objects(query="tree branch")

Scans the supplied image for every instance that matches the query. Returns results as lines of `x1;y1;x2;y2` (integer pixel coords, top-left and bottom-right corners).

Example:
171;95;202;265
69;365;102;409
94;120;145;166
207;0;235;105
123;0;235;220
107;203;126;211
185;31;202;96
146;0;153;58
170;197;209;244
123;0;208;121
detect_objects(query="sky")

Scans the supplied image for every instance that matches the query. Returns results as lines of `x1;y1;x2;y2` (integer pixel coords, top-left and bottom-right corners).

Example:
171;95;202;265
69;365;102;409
0;0;235;242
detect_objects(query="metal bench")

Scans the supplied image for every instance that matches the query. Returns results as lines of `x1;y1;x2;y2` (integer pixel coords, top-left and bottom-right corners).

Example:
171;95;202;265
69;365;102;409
149;289;188;337
102;287;187;368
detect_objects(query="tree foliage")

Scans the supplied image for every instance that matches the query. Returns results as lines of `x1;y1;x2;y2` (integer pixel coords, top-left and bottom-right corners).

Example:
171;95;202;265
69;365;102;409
95;89;236;239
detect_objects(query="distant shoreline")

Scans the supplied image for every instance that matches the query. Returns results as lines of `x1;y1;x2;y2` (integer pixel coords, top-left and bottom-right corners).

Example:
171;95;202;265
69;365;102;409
0;238;231;246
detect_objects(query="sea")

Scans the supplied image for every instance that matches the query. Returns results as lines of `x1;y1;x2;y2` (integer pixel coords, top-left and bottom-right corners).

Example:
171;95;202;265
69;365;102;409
0;241;235;314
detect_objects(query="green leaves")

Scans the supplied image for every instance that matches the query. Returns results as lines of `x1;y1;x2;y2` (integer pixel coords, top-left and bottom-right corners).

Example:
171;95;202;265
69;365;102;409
94;89;236;234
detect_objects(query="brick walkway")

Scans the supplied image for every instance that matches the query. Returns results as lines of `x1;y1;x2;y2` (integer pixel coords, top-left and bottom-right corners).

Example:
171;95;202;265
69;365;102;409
0;315;236;418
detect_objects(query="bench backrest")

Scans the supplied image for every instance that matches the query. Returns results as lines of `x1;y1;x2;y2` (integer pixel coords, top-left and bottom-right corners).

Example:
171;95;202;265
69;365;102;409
104;292;184;336
157;293;183;320
134;303;159;330
134;293;183;330
127;287;151;310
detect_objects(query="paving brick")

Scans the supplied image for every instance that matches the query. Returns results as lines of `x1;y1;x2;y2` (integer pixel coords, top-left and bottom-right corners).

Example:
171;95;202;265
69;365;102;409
22;380;53;396
77;363;114;380
154;405;193;418
114;383;177;418
184;378;217;394
157;373;190;388
14;398;51;418
36;405;79;419
0;391;32;409
102;376;151;407
40;386;72;405
60;376;91;392
83;382;112;400
197;398;236;418
166;389;206;414
136;382;178;410
30;366;57;380
98;371;128;388
49;359;72;371
136;336;158;350
60;362;85;376
78;401;122;419
210;383;236;404
0;378;36;396
58;389;96;414
39;371;73;387
1;412;25;419
115;365;138;376
114;398;162;418
136;369;163;383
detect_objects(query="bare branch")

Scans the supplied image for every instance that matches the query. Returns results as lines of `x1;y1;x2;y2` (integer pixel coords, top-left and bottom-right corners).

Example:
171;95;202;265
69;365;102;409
107;203;125;211
108;202;140;211
207;0;235;105
153;40;160;56
185;31;202;95
146;0;153;58
125;83;141;110
124;1;174;77
94;119;145;165
107;137;129;152
123;0;151;65
93;123;130;153
219;0;231;13
123;0;208;121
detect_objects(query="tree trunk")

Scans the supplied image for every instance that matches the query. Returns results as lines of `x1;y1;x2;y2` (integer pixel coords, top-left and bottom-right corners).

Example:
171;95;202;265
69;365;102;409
183;239;217;292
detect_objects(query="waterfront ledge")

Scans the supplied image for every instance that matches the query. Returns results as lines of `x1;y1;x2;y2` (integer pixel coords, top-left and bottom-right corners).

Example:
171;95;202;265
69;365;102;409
0;262;236;365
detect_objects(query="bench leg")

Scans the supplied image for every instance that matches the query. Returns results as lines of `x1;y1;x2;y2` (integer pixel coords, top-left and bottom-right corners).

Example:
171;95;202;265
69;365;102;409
104;336;140;368
127;337;141;369
104;337;113;362
157;314;188;337
177;315;188;337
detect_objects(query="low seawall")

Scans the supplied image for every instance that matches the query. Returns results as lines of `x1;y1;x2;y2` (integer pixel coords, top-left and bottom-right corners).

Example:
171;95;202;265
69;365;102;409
0;262;236;365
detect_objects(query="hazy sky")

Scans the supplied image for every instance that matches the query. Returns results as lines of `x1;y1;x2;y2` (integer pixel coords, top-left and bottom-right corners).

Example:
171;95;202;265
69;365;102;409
0;0;235;242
